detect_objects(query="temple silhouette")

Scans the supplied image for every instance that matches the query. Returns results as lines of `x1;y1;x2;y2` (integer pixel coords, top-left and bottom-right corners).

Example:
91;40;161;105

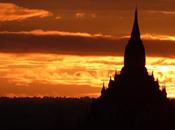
88;9;175;130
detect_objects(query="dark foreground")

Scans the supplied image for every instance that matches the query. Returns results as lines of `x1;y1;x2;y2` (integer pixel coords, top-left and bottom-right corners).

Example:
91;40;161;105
0;97;92;130
0;97;175;130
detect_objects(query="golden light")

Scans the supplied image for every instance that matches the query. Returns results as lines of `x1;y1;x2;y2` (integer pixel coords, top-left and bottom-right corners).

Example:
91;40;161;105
0;53;174;98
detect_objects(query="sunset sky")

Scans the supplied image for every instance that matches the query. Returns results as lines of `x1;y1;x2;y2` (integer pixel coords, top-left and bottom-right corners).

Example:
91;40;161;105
0;0;175;98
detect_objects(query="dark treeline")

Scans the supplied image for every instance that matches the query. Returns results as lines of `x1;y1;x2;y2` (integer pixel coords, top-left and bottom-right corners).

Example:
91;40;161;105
0;97;175;130
0;97;93;130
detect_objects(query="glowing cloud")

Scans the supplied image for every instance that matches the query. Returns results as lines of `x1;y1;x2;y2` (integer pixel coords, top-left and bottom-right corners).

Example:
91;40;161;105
75;12;96;19
0;29;112;38
0;53;174;98
147;10;175;15
0;3;52;22
142;34;175;41
75;12;85;18
122;33;175;41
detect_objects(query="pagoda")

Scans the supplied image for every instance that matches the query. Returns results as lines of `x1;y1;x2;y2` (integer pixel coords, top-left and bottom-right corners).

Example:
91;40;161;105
98;8;167;104
89;9;174;130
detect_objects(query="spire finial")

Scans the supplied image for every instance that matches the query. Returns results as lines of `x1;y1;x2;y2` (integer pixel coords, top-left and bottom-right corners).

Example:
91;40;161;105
131;7;141;41
136;0;138;11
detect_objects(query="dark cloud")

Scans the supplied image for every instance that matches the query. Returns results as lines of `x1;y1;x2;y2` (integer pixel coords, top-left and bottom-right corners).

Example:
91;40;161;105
0;1;175;36
0;32;175;58
0;1;174;57
144;40;175;58
1;0;175;11
0;32;123;56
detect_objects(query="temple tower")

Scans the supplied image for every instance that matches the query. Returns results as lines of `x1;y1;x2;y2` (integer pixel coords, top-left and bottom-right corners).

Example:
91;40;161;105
122;8;146;74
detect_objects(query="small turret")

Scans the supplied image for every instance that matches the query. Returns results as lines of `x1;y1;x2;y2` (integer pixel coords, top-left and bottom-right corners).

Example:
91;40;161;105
151;71;155;80
108;76;114;88
162;86;167;98
155;78;159;87
101;82;106;96
151;71;154;77
114;70;118;81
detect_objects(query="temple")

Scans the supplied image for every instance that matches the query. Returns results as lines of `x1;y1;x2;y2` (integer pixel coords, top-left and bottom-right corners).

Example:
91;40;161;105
88;8;175;130
98;8;166;103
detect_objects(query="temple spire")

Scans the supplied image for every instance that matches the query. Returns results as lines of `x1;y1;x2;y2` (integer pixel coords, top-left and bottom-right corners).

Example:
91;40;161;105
122;8;146;71
131;8;141;41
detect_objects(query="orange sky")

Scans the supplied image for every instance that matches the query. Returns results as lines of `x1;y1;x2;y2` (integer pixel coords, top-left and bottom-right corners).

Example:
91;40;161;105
0;1;175;98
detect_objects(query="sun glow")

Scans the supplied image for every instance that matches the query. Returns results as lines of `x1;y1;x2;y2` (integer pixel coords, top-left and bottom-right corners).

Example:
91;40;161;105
0;53;174;98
